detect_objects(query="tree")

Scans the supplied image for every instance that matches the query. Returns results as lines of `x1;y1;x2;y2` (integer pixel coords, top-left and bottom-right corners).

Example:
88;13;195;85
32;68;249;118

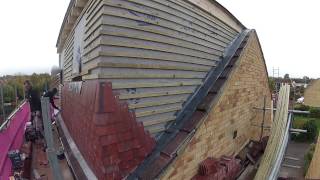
303;76;310;84
303;120;318;141
284;74;290;79
303;76;309;80
268;77;275;92
3;85;14;102
0;73;52;118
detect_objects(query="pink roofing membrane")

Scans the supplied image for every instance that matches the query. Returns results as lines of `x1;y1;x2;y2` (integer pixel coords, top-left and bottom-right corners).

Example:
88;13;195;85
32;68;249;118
0;102;30;179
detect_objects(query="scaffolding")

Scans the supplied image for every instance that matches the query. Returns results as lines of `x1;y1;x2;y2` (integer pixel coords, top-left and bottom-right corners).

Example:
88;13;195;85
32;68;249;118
254;84;290;180
272;67;280;94
254;84;309;179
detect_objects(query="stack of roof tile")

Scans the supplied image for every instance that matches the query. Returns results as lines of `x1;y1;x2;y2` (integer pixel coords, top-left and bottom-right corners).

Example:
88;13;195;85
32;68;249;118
192;156;241;180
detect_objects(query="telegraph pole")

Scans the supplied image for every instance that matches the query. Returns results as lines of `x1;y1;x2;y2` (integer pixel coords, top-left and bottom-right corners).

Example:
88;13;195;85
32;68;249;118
272;67;280;94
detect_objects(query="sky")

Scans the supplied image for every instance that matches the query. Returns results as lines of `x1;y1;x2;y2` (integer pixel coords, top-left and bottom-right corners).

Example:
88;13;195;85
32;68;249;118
220;0;320;78
0;0;69;76
0;1;319;78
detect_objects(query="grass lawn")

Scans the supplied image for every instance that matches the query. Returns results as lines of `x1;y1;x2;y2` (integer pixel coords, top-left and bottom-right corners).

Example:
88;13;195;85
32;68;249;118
293;115;320;131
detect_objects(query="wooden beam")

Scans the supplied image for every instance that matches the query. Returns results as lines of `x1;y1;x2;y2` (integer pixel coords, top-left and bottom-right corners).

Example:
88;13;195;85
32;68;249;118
83;61;211;72
119;90;193;100
80;79;202;89
83;73;205;79
142;116;176;127
135;105;182;118
145;125;166;134
128;98;186;109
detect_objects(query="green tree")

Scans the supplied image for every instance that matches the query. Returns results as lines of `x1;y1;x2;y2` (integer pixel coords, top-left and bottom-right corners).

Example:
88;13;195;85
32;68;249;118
303;120;318;141
268;77;275;92
3;85;14;102
284;73;290;79
0;73;52;122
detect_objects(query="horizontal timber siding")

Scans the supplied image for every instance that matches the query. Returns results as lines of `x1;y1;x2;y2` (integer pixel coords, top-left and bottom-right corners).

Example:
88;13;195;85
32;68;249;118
60;0;241;137
62;31;74;82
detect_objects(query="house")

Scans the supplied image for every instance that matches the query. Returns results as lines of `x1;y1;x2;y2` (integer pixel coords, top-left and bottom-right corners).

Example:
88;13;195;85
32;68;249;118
304;79;320;107
273;78;309;91
56;0;272;179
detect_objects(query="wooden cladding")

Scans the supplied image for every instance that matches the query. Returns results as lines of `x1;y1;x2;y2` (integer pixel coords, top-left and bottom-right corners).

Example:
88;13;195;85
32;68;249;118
59;0;241;137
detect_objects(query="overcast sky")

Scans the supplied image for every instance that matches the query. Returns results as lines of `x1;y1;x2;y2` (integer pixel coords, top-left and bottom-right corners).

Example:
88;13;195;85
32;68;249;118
0;1;319;78
0;0;69;76
220;0;320;78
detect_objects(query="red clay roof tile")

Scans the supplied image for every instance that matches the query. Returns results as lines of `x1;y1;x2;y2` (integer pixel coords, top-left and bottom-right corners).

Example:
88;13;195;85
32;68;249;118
61;80;155;179
161;131;189;157
140;154;172;180
181;111;206;132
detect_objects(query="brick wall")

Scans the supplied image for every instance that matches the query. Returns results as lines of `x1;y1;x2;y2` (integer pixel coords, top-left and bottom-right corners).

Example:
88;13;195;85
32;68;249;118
161;32;272;179
304;79;320;107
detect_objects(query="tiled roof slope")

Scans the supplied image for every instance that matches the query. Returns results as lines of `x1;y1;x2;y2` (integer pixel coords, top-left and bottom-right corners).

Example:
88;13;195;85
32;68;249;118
61;80;155;179
128;29;252;179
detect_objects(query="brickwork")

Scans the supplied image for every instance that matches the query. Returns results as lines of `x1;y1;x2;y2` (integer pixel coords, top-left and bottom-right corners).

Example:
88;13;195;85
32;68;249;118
61;80;155;179
306;136;320;179
304;79;320;107
161;32;272;180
